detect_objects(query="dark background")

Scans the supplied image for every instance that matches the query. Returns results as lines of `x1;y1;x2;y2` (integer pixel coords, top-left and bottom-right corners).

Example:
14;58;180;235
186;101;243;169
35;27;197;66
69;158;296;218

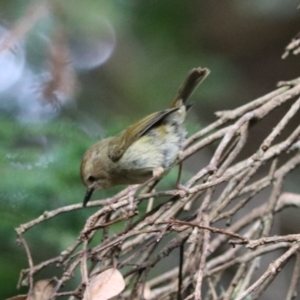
1;1;300;298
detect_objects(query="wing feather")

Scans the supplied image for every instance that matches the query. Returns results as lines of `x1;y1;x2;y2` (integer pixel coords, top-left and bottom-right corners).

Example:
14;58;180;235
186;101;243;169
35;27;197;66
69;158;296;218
108;108;178;161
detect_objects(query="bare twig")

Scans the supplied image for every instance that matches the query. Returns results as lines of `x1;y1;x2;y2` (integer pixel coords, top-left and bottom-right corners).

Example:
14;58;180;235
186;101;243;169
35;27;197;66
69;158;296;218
14;71;300;299
235;244;300;300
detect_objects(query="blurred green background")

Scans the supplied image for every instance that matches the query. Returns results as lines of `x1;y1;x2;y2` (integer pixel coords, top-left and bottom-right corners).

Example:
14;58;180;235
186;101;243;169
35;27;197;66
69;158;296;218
1;0;300;298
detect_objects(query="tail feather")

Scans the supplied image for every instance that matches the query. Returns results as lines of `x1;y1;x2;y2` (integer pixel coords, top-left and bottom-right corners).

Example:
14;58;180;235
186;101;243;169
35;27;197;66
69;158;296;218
170;67;210;108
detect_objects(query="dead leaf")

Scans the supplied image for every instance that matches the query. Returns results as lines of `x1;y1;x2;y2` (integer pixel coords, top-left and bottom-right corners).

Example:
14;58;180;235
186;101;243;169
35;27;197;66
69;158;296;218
83;268;125;300
6;279;55;300
28;279;55;300
143;283;152;300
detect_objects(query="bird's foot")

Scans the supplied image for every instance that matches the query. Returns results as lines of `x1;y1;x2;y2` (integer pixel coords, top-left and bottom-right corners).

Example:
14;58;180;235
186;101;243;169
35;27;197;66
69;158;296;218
176;183;191;198
138;167;165;193
125;185;140;211
153;166;165;179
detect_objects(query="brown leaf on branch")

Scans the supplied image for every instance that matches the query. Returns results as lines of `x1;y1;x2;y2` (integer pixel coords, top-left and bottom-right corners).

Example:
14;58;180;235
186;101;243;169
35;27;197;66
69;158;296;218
83;268;125;300
7;279;54;300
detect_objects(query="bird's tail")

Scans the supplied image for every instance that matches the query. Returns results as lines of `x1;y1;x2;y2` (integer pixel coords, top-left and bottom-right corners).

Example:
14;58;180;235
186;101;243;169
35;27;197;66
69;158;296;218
170;67;210;108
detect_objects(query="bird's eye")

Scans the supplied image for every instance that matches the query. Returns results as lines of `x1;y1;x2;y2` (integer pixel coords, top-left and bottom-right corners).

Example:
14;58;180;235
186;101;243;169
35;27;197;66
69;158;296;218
87;175;96;183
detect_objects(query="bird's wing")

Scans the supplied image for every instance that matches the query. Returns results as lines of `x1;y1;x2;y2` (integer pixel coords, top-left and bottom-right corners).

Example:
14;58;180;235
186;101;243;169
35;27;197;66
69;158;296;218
108;108;178;161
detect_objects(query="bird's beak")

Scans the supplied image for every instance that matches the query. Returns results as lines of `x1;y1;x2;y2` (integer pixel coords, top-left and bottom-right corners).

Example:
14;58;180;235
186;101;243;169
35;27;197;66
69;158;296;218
83;187;94;207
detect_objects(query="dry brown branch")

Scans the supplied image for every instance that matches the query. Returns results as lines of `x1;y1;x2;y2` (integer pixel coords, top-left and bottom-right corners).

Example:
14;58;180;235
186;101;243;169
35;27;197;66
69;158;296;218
39;24;77;107
0;1;49;54
282;31;300;59
194;214;210;300
235;243;300;300
14;70;300;299
286;251;300;300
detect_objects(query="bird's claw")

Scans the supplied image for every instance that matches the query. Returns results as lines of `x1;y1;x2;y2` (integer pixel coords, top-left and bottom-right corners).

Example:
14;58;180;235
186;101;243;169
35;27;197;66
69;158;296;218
177;184;190;198
153;166;165;179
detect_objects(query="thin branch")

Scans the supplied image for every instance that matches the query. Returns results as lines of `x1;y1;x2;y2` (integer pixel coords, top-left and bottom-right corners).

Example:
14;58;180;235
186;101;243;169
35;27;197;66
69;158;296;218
235;244;300;300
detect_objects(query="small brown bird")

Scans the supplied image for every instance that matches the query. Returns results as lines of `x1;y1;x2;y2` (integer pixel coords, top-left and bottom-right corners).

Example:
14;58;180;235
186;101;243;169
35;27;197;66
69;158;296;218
81;67;210;206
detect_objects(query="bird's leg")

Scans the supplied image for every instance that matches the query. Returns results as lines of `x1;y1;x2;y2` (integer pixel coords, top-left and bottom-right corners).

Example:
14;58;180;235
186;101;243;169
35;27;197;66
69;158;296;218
176;158;183;188
126;185;138;211
176;151;190;197
142;167;165;187
140;179;159;195
126;168;164;212
153;166;165;179
117;168;165;213
107;185;139;212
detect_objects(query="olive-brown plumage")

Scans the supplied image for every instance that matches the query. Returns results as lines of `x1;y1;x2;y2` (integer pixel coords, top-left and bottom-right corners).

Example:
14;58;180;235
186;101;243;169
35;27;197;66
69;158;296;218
81;67;210;206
